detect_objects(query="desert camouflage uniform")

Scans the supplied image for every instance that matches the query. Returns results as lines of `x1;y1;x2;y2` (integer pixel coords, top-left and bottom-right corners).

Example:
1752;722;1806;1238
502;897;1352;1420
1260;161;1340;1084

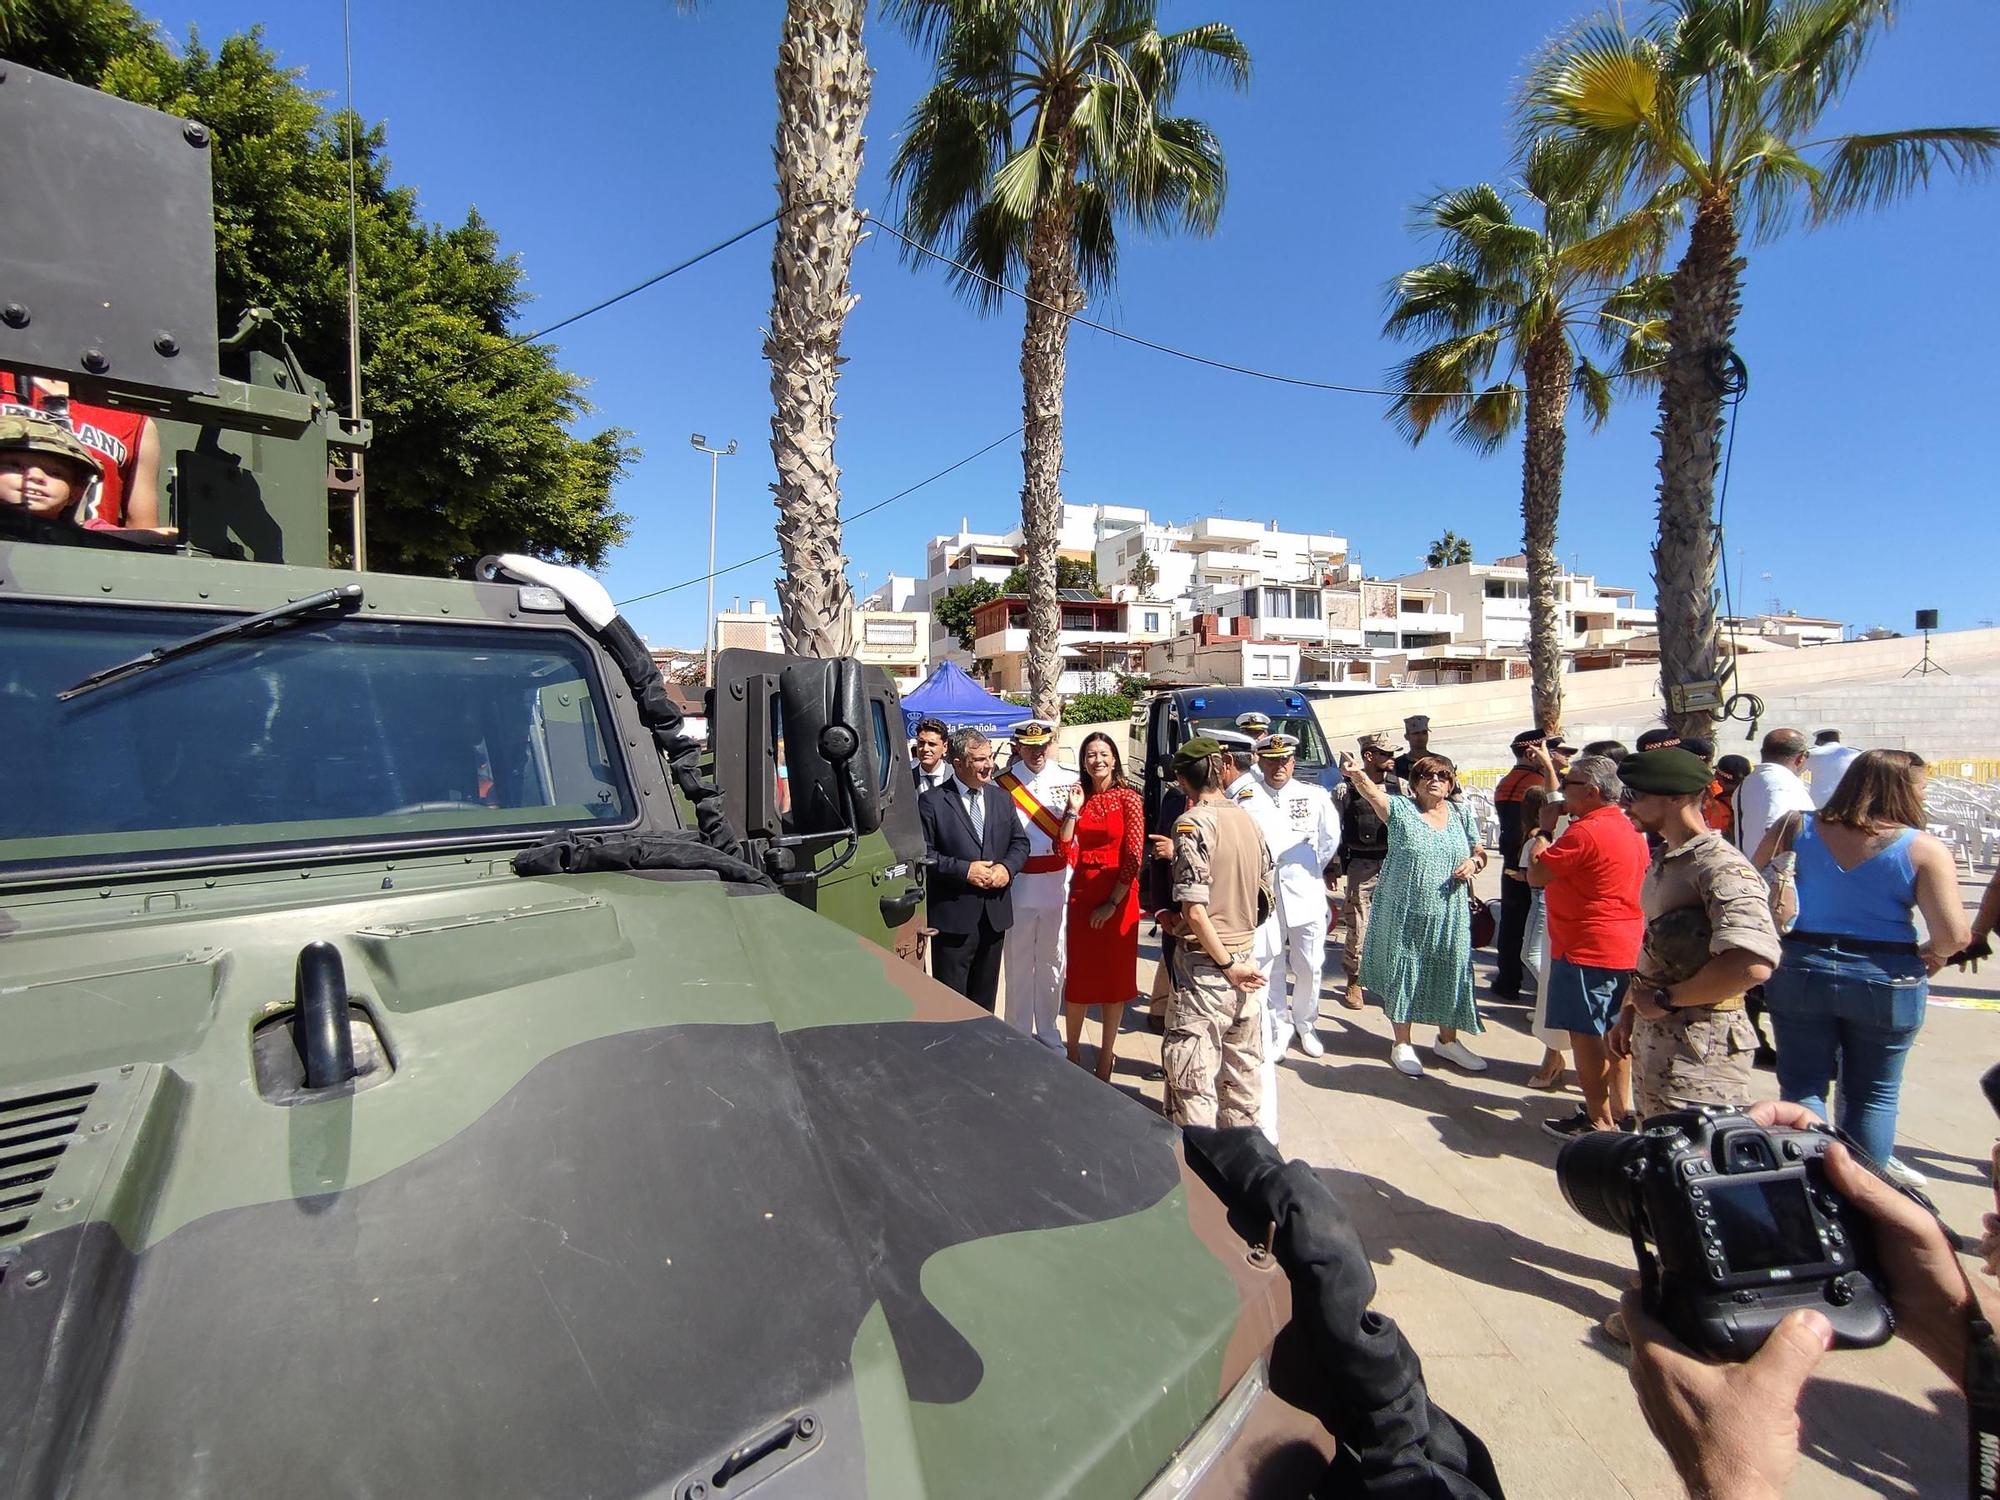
1630;832;1784;1121
1164;800;1273;1130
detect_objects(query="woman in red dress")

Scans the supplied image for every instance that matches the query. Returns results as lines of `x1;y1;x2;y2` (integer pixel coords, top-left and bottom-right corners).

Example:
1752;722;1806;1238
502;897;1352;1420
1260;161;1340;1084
1063;731;1145;1082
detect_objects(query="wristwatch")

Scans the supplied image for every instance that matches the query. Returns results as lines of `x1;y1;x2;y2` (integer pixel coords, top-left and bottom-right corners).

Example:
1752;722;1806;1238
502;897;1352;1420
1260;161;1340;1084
1651;986;1675;1010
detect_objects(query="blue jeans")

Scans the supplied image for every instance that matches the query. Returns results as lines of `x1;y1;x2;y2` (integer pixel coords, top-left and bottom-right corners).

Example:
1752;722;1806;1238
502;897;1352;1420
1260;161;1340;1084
1764;940;1928;1168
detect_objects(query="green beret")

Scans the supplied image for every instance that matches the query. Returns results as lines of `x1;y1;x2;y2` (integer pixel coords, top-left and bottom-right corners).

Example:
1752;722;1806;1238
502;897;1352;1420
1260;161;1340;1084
1175;735;1225;768
1619;748;1713;796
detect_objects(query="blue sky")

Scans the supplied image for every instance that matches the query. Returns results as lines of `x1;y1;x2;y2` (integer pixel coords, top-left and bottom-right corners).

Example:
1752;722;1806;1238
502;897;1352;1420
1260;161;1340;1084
158;0;1999;647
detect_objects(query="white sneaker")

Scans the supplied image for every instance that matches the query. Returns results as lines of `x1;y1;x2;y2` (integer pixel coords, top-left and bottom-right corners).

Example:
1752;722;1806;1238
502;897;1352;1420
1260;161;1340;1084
1432;1038;1488;1073
1390;1043;1424;1077
1296;1029;1326;1059
1884;1155;1929;1190
1270;1020;1295;1059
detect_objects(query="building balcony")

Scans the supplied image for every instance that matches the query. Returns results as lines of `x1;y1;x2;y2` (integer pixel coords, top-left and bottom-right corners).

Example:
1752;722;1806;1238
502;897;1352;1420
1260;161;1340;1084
1392;610;1464;633
1189;549;1263;575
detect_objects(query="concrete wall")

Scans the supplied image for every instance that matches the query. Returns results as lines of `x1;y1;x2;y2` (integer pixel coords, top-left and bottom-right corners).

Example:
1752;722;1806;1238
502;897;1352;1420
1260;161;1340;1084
1309;628;2000;765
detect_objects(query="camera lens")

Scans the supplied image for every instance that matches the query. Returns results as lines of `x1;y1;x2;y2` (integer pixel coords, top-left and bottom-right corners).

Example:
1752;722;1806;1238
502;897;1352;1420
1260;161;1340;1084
1555;1130;1650;1237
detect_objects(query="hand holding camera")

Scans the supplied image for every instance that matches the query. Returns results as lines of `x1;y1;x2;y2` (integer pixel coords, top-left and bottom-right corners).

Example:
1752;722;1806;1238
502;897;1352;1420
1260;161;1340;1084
1599;1102;1996;1500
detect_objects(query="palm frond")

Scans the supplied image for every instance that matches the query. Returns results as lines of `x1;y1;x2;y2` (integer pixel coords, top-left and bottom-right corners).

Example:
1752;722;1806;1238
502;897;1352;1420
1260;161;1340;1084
1155;20;1251;103
888;83;1012;256
1733;131;1820;238
1766;0;1897;136
1384;328;1509;446
1072;179;1119;291
1117;114;1229;235
953;199;1030;313
1813;125;2000;221
1382;262;1496;341
1573;354;1616;429
991;137;1057;223
1452;384;1524;454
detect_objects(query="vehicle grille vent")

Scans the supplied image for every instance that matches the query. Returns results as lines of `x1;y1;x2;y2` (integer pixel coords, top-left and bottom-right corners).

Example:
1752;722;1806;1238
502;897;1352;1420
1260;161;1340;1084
0;1083;98;1240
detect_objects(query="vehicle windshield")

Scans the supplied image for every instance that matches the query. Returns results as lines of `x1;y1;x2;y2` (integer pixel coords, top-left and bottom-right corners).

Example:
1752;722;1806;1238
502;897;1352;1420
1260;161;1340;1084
1;602;633;871
1188;714;1331;769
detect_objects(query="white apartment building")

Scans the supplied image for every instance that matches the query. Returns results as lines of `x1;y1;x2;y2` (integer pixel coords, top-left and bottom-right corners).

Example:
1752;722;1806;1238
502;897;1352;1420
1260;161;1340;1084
1721;611;1847;648
1389;555;1655;652
714;598;783;654
859;573;924;613
851;608;931;692
971;591;1175;696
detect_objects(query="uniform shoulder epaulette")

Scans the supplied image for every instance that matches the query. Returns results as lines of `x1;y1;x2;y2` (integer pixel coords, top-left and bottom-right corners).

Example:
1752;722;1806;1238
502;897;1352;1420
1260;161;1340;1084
1231;787;1253;800
1173;817;1200;834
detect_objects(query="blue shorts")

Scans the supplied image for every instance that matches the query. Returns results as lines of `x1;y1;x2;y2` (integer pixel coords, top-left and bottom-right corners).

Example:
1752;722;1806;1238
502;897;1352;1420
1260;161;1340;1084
1545;959;1632;1037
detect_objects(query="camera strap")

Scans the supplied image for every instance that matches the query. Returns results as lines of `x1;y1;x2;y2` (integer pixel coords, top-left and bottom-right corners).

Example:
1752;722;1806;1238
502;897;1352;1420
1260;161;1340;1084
1966;1290;2000;1500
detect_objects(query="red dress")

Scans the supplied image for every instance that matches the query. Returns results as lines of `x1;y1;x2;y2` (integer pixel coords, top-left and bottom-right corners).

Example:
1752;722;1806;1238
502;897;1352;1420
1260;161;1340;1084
1064;786;1144;1006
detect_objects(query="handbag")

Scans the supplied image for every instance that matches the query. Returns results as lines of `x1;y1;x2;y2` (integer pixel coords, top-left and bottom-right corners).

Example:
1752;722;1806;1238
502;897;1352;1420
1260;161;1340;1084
1459;804;1496;948
1470;892;1497;950
1762;810;1805;934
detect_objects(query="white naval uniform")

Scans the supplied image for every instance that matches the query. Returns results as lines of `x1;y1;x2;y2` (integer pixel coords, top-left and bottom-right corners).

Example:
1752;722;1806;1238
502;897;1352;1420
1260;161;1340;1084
1001;756;1079;1051
1227;771;1286;1146
1262;776;1341;1040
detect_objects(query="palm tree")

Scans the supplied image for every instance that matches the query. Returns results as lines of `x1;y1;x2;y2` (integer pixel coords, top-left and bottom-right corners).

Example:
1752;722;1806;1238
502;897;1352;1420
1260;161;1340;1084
678;0;870;659
1424;531;1475;568
1386;136;1670;736
1525;0;1998;736
885;0;1249;719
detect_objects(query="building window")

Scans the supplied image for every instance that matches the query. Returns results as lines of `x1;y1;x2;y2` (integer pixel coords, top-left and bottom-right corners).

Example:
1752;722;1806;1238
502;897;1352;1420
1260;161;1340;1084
1061;608;1097;631
1142;611;1161;632
1263;588;1292;619
1364;630;1398;649
862;619;917;648
1294;590;1320;621
1483;578;1529;600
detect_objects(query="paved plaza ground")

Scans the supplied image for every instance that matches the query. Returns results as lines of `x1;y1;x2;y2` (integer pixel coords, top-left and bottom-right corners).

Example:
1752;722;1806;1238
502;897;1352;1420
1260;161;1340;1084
1065;867;1995;1499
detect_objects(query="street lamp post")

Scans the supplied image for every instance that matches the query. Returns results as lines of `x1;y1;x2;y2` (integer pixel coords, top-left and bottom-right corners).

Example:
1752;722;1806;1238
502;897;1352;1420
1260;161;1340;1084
690;433;737;686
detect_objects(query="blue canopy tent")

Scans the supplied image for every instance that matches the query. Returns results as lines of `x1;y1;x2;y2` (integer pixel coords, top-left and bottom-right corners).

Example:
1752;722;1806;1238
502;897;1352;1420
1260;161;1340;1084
897;661;1020;738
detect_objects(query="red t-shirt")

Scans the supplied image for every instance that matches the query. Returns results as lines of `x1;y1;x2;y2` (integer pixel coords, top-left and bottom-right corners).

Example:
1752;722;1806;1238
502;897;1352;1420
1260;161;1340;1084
1534;803;1650;968
0;371;150;525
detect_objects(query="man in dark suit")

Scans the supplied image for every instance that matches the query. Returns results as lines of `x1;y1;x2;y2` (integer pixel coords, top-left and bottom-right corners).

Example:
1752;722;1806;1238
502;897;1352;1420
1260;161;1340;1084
919;727;1031;1011
910;716;953;795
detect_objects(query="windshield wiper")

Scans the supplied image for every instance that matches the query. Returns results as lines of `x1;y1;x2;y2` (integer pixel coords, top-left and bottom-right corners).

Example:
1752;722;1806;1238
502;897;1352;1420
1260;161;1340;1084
59;585;364;701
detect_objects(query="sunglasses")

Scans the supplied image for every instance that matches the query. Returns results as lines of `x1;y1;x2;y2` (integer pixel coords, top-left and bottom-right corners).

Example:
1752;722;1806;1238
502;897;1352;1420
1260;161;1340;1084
1415;770;1452;783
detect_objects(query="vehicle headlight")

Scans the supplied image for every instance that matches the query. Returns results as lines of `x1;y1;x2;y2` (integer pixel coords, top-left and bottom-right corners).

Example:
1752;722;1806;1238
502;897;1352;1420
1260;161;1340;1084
1136;1356;1268;1498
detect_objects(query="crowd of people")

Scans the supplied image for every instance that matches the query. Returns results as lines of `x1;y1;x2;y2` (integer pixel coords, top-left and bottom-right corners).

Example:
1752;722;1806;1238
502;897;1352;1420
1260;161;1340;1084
914;705;1986;1190
914;705;1999;1488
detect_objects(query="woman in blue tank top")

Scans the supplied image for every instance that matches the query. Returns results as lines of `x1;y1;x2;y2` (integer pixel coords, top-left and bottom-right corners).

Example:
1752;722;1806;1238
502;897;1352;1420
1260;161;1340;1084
1751;750;1968;1174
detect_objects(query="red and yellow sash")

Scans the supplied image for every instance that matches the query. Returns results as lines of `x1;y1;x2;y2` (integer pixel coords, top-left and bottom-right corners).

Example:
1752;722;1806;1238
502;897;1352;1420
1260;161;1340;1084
996;770;1068;844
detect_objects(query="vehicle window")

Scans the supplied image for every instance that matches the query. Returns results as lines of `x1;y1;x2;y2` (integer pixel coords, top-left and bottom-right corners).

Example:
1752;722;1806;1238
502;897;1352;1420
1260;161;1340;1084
870;699;893;792
0;603;634;869
1188;714;1332;769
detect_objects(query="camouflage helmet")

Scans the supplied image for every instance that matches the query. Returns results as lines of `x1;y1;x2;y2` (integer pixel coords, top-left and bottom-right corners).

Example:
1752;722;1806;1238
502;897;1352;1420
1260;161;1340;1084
1638;904;1714;988
0;412;97;473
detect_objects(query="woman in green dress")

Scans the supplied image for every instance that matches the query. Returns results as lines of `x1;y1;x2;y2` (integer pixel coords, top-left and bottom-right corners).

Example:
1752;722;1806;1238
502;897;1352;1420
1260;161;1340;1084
1340;751;1489;1078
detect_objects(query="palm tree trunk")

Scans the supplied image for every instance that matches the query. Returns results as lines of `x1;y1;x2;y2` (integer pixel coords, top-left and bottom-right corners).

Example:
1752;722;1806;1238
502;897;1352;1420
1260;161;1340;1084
1653;195;1741;739
766;0;869;659
1019;198;1080;722
1521;329;1569;738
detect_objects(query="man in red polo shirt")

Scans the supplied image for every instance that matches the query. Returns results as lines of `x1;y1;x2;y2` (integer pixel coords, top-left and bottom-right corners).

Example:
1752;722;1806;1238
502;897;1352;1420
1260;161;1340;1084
1527;753;1650;1138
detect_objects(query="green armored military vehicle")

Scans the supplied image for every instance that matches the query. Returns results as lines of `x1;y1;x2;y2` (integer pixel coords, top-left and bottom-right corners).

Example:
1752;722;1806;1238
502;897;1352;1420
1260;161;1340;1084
0;64;1320;1498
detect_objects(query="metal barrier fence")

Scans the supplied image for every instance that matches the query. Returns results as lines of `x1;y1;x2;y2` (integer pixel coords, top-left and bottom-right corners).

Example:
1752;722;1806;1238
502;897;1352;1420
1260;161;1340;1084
1929;758;2000;785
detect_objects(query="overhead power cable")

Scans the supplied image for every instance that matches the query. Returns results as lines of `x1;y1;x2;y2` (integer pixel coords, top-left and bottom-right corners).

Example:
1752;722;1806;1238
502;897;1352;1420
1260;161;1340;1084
865;213;1665;396
615;427;1024;608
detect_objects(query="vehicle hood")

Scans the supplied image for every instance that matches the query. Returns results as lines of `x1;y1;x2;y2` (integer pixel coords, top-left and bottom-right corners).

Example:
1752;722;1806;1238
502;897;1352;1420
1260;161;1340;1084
0;873;1286;1499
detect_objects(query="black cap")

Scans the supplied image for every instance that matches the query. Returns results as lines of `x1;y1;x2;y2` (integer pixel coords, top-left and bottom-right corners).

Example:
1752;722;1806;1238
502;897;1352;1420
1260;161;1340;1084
1619;748;1714;796
1510;728;1545;749
1635;726;1681;752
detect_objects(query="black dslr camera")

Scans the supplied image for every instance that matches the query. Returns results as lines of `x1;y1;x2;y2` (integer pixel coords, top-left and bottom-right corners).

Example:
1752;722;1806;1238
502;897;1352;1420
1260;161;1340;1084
1558;1106;1894;1360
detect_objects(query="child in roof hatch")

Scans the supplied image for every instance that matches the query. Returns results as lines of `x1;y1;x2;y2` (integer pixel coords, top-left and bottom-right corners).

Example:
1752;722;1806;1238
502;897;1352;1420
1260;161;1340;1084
0;413;110;525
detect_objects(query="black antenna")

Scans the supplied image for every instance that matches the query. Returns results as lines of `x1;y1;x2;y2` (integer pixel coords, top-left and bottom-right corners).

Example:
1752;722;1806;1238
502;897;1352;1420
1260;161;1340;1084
342;0;367;571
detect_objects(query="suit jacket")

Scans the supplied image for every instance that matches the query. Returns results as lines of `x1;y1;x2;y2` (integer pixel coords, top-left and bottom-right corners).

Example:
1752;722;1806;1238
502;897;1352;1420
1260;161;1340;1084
919;779;1031;936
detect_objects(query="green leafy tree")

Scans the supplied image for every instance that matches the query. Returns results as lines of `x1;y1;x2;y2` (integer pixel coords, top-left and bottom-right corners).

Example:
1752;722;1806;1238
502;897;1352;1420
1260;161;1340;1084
0;0;156;81
1387;136;1670;736
932;578;1001;650
1525;0;1998;736
1061;690;1131;725
886;0;1249;721
1423;531;1475;568
14;8;634;573
1123;550;1159;597
1002;555;1098;596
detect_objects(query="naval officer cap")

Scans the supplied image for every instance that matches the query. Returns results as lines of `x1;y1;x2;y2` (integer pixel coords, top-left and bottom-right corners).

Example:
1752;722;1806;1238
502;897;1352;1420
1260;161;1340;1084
1255;733;1300;760
1009;718;1055;745
1234;710;1273;733
1618;748;1715;796
1210;728;1257;753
